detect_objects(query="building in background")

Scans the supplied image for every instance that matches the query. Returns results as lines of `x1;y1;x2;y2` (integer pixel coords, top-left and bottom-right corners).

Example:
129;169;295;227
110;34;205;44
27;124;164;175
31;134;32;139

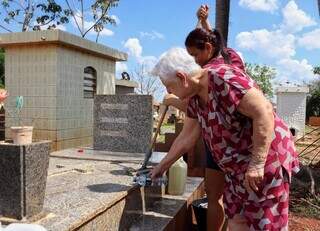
276;86;309;139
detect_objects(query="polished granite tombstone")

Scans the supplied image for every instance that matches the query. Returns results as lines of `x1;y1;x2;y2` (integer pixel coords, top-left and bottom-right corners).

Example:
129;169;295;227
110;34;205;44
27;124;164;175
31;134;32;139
94;95;153;153
0;141;51;220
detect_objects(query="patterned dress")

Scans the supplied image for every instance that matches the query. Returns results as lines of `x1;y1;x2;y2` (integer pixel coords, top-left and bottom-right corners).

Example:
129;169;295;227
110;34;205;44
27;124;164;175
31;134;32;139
205;48;245;70
187;63;299;230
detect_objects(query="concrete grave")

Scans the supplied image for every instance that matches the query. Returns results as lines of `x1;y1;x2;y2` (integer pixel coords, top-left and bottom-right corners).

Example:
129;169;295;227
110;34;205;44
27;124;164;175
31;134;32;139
276;86;309;139
94;95;153;153
0;140;51;220
115;79;138;95
0;30;127;150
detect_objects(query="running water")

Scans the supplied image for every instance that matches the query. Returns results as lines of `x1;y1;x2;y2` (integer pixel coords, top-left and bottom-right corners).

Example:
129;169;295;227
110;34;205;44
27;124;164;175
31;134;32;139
140;186;146;214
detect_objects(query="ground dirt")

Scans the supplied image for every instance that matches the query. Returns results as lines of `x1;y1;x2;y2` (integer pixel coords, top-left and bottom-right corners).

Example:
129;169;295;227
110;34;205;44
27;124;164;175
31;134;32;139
289;125;320;231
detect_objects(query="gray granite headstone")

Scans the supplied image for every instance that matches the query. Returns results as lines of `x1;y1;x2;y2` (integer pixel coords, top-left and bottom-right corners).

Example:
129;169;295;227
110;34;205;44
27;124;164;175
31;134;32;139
0;141;51;220
94;95;153;153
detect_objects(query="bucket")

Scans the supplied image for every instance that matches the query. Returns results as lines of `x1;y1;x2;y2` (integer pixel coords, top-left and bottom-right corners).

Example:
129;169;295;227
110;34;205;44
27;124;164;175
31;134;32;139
192;197;208;231
10;126;33;144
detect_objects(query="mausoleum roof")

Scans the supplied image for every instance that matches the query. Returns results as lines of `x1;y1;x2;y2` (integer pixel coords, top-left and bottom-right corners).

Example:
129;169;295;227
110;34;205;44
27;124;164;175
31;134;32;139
0;30;127;61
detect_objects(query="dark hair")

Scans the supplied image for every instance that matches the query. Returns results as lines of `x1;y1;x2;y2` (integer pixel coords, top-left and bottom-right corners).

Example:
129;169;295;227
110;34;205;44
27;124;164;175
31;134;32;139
185;28;230;64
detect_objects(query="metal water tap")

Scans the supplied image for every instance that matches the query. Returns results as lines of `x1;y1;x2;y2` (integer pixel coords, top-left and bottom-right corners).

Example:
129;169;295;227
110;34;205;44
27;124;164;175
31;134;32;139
133;169;167;187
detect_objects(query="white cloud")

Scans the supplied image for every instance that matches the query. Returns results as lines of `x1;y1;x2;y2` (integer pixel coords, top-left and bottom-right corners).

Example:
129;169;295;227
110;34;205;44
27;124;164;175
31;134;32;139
110;15;120;24
239;0;279;12
124;38;142;58
71;13;114;37
96;28;114;36
140;31;165;40
298;29;320;50
138;55;158;72
116;62;128;74
55;24;67;31
236;1;318;85
280;1;316;33
276;58;315;83
236;29;295;59
235;51;245;64
122;38;159;73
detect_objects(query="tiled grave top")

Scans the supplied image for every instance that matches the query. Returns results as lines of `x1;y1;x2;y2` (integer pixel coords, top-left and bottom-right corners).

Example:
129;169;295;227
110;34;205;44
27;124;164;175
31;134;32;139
0;30;127;61
29;148;203;231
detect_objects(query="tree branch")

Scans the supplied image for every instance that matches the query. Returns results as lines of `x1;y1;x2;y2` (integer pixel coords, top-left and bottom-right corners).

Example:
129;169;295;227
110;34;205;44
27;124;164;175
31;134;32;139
38;16;56;27
3;6;24;25
22;0;34;31
95;31;100;43
82;2;111;37
12;0;26;10
80;0;84;34
0;24;12;32
64;0;83;36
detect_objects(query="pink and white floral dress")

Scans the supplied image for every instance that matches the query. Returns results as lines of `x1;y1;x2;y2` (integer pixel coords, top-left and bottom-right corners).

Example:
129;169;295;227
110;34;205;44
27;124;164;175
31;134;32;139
187;63;299;231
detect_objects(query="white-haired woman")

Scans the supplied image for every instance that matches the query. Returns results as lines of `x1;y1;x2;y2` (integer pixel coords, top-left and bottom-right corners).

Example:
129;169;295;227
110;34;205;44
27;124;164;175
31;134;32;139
150;47;299;231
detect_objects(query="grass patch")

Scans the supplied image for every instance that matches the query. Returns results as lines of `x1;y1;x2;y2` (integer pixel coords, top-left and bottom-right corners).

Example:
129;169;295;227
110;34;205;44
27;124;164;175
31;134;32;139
161;123;175;129
290;195;320;219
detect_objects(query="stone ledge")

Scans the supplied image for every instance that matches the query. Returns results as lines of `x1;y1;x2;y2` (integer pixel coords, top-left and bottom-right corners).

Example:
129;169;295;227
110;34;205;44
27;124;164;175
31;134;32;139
7;148;205;230
115;79;139;88
276;86;309;93
0;30;127;61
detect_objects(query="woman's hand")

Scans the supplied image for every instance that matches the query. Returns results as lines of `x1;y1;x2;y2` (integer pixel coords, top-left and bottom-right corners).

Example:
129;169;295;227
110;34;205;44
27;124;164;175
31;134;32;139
163;93;179;106
244;164;264;192
162;94;187;112
197;5;209;21
150;164;165;181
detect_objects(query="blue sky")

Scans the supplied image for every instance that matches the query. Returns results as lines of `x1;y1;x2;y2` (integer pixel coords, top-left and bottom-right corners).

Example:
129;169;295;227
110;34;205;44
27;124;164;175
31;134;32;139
1;0;320;97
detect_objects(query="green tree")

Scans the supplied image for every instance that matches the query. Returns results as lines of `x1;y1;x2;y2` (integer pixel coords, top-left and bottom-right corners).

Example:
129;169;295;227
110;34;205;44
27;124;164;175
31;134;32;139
306;83;320;119
245;63;276;99
0;0;72;32
306;68;320;119
64;0;119;42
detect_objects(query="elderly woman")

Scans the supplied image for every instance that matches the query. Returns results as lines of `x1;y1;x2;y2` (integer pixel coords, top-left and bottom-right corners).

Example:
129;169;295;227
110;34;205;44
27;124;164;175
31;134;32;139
150;47;299;231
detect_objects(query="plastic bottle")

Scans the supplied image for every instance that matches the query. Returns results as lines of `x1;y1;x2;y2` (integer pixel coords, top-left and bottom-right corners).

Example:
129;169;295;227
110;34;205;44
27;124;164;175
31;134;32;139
168;157;187;195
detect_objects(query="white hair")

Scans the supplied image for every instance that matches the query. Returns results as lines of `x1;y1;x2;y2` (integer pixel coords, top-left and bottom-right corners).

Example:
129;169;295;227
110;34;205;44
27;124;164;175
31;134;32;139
151;47;201;82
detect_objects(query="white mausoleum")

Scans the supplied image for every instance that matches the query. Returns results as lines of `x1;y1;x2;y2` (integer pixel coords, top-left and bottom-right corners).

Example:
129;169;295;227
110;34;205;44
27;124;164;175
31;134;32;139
276;86;309;138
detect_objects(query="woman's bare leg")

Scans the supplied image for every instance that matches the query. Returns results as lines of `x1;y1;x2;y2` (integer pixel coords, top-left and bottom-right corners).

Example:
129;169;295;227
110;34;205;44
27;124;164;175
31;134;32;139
205;168;225;231
227;214;249;231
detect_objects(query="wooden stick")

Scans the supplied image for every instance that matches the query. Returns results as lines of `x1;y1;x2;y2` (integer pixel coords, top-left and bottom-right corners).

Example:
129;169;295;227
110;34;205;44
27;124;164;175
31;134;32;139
140;105;169;170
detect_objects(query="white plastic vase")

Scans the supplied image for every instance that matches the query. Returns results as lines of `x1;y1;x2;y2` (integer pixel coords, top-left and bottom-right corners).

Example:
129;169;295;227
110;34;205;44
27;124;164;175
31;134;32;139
10;126;33;144
0;223;47;231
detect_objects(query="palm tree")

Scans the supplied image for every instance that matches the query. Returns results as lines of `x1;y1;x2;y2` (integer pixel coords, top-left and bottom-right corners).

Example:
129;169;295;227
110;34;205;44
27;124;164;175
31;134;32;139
215;0;230;46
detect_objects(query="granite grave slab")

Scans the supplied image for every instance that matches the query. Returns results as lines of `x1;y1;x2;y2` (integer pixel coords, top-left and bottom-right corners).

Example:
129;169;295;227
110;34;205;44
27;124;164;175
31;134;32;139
94;95;153;153
0;141;51;220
